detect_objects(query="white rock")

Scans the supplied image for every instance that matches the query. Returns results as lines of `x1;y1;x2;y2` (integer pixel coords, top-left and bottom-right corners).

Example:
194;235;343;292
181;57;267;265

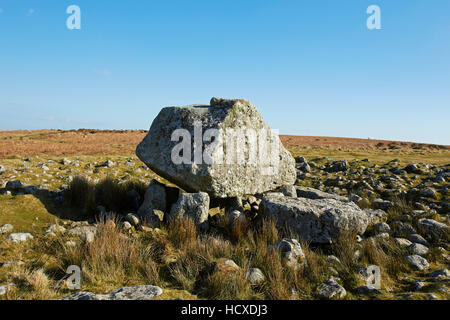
7;233;33;243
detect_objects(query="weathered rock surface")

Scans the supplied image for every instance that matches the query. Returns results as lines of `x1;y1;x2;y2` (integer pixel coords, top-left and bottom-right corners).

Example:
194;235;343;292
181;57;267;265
137;180;170;226
269;238;306;269
317;279;346;299
168;192;210;230
61;285;163;300
0;224;13;234
260;194;370;244
245;268;265;285
295;186;347;202
136;98;296;198
69;226;97;243
406;255;429;271
417;219;449;241
7;233;33;243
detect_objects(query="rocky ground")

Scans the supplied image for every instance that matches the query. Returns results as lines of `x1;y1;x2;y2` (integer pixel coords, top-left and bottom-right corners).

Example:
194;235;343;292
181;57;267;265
0;130;449;300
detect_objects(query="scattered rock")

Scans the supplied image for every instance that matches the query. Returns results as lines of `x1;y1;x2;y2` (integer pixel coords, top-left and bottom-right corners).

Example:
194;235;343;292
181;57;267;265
357;285;381;294
7;233;33;243
125;213;140;226
372;198;392;211
406;255;429;271
317;279;346;299
417;219;449;241
62;285;163;300
245;268;265;285
326;255;341;265
0;224;13;234
409;281;426;292
122;221;132;230
295;186;347;202
269;238;306;269
5;180;22;190
69;226;97;243
407;233;430;247
407;243;429;256
324;160;348;173
373;222;391;234
429;269;449;277
46;224;66;234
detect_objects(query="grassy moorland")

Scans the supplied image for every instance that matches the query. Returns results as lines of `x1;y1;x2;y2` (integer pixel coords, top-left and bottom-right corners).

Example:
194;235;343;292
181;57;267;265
0;130;448;300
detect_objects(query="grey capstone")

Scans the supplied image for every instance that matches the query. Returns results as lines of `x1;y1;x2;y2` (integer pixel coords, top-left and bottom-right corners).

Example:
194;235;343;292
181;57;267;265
136;98;296;198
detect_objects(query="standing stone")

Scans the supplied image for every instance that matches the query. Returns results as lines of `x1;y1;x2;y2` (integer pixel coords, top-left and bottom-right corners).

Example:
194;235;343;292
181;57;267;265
136;98;296;198
137;180;168;226
169;192;210;230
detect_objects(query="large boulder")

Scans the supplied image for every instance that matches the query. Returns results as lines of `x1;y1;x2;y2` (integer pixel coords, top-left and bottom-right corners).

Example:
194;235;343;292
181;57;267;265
136;98;296;198
295;186;348;202
260;194;370;244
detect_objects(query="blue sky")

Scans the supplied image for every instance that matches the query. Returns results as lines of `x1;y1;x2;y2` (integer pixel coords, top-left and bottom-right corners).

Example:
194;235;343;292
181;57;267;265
0;1;449;145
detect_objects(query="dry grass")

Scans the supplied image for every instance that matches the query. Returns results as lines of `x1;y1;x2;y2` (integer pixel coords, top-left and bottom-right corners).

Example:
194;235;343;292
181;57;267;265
8;266;56;300
1;130;447;165
65;176;147;218
55;217;161;292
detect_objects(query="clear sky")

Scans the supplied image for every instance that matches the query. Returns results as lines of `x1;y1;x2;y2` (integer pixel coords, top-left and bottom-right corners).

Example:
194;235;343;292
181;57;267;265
0;1;449;145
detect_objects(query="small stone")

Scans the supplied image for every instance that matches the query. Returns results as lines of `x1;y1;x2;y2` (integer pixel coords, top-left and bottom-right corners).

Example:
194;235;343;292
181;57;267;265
357;285;381;294
65;241;77;247
122;221;132;230
407;234;430;247
317;279;346;300
245;268;265;285
125;213;140;226
410;281;426;292
69;226;97;243
427;293;438;300
373;222;391;234
46;224;66;234
407;243;429;256
0;224;13;234
7;233;33;243
394;238;412;247
6;180;22;190
429;269;449;277
326;255;341;265
406;255;429;271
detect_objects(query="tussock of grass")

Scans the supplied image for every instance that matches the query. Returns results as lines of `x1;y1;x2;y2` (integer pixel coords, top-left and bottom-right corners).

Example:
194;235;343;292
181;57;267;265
65;176;146;218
